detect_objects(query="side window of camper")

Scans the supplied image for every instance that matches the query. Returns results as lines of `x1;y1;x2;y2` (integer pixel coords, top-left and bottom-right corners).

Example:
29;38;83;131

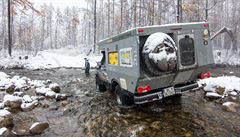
100;51;106;65
108;51;119;65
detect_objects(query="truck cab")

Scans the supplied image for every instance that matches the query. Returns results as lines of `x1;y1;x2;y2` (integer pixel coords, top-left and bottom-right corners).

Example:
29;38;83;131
96;22;214;106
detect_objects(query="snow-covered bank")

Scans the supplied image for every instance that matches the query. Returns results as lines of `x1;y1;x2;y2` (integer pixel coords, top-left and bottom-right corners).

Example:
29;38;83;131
0;47;102;70
199;76;240;93
198;76;240;99
0;72;68;135
199;76;240;112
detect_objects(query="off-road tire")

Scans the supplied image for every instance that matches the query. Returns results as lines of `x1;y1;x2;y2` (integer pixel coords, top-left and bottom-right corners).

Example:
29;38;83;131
141;33;177;76
98;84;107;92
114;85;134;106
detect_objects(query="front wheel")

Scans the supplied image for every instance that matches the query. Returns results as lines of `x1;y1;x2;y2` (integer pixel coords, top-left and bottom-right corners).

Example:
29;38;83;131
115;85;134;106
97;84;107;92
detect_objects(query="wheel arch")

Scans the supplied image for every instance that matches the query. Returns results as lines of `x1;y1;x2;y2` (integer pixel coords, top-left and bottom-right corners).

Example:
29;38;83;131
111;79;120;92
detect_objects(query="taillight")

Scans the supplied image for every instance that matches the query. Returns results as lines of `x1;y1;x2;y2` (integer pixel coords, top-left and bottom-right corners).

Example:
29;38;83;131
199;71;211;79
138;28;144;33
137;85;151;94
203;24;209;28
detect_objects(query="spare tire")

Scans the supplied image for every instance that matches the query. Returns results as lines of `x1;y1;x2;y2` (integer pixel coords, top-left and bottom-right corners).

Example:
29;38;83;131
142;32;177;75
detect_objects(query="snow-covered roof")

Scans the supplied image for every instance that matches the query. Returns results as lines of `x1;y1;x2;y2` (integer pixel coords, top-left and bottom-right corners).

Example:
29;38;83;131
98;22;208;45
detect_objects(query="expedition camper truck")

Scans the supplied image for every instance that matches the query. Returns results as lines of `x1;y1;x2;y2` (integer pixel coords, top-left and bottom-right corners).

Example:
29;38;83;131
96;22;214;106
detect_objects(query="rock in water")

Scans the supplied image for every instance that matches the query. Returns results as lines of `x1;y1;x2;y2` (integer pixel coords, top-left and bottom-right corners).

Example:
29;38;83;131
0;127;16;137
215;86;225;95
21;101;38;112
222;102;239;112
25;89;37;96
205;92;222;99
23;95;33;103
29;122;49;135
45;91;56;98
0;103;4;109
55;94;68;101
0;110;13;128
6;85;16;94
49;83;60;93
3;95;22;109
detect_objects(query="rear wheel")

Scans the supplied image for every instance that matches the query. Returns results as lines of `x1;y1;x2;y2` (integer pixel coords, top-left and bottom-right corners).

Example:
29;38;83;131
114;85;134;106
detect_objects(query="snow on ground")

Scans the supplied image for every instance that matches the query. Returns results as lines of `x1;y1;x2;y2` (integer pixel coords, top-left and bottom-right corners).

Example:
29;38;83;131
199;76;240;92
0;109;11;117
198;76;240;98
0;47;102;70
0;72;67;102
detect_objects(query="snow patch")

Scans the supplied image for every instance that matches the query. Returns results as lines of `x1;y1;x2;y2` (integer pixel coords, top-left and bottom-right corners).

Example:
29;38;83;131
0;109;11;117
0;127;8;135
49;83;59;89
198;76;240;92
0;47;102;69
45;91;56;98
0;103;4;109
3;95;22;103
36;87;50;95
0;72;9;79
23;95;33;103
206;92;222;98
130;126;144;137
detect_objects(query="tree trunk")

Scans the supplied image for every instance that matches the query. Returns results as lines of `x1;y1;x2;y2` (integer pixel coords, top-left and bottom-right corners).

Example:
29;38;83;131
8;0;12;56
107;0;110;36
1;0;6;51
93;0;97;52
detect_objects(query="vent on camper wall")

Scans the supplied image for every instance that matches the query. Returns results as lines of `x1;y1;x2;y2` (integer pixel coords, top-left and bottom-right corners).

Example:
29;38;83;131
179;35;195;66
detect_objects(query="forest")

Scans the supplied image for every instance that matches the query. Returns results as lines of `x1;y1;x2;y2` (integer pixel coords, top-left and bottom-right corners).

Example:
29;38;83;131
0;0;239;55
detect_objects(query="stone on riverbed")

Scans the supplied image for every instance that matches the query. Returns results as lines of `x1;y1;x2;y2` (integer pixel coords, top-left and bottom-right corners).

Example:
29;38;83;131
222;102;239;112
23;95;33;103
29;122;49;135
13;92;24;97
21;100;38;112
45;91;56;98
3;95;22;109
0;127;16;137
0;103;4;109
205;92;222;99
0;110;13;128
6;85;16;94
25;88;37;96
49;83;60;93
215;86;225;95
55;94;68;101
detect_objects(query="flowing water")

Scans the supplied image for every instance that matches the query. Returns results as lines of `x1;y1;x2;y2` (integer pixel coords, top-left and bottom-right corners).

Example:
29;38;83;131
2;66;240;137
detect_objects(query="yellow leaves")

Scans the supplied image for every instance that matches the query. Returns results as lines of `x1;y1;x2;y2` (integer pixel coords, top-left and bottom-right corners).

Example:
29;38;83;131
12;0;41;16
182;3;198;13
72;17;80;27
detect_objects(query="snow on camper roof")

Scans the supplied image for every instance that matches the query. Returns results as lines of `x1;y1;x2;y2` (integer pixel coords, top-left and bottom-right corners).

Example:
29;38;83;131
98;22;208;46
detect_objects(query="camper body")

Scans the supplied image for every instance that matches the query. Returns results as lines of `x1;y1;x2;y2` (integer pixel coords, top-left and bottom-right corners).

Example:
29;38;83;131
96;22;214;105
